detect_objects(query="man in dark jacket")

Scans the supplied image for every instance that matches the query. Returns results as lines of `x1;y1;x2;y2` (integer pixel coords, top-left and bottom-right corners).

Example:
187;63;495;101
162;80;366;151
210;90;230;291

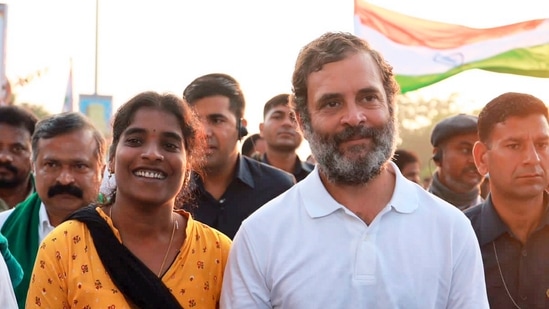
183;73;295;239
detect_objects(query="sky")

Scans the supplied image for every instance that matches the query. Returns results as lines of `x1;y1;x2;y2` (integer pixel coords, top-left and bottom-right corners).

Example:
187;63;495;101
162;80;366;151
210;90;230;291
3;0;549;156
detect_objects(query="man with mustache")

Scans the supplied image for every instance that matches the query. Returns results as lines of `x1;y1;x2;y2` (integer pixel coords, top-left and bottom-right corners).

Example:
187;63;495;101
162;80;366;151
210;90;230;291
182;73;295;239
0;105;38;211
220;32;488;308
258;93;314;182
428;114;484;210
465;92;549;308
0;112;105;308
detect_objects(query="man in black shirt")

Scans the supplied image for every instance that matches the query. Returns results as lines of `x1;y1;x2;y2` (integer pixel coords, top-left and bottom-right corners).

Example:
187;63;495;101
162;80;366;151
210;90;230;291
465;92;549;308
258;93;313;182
183;74;295;239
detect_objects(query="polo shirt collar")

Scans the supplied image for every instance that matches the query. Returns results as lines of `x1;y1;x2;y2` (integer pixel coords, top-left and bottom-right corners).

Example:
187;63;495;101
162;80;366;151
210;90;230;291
302;161;418;219
476;193;549;246
387;161;419;214
302;167;342;218
235;154;254;188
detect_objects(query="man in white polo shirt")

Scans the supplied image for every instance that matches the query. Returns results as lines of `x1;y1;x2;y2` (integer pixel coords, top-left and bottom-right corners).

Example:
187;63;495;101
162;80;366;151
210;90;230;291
220;32;488;308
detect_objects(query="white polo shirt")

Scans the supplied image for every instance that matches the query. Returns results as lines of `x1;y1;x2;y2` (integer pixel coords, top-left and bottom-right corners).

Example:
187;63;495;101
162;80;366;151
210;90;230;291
221;162;488;309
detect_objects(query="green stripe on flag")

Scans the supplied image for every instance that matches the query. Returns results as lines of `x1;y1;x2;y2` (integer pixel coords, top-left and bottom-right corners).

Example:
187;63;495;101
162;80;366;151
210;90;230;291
396;44;549;93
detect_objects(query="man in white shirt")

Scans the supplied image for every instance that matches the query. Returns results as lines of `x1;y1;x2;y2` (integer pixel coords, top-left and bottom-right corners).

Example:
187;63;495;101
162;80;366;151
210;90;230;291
220;32;489;308
0;112;105;309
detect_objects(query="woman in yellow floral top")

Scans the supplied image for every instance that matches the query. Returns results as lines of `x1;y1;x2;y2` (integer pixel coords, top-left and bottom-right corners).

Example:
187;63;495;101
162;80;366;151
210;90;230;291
26;91;232;308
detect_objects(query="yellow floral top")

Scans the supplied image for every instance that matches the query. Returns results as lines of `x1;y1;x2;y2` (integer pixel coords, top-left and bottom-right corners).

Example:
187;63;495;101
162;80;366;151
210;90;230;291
25;207;232;309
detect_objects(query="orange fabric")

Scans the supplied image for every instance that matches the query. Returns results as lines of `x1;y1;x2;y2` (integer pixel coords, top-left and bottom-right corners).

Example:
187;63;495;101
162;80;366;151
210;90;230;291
354;0;545;49
26;208;231;308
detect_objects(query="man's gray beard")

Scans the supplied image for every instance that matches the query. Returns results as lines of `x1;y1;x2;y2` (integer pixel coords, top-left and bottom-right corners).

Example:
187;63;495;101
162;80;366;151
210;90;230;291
304;119;396;186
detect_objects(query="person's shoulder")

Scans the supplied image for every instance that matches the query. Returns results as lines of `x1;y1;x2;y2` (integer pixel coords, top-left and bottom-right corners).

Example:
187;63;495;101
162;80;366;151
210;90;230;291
189;220;233;253
234;184;302;247
49;219;88;241
242;182;301;223
38;219;88;253
395;176;442;207
242;156;296;184
463;203;483;222
185;211;231;244
412;186;470;219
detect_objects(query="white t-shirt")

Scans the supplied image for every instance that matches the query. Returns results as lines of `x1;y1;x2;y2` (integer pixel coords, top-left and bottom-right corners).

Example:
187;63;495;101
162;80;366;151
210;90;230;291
221;162;489;309
0;255;18;309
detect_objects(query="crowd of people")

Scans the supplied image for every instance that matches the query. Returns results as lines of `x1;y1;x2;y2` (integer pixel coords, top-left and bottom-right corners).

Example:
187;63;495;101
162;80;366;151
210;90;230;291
0;31;547;308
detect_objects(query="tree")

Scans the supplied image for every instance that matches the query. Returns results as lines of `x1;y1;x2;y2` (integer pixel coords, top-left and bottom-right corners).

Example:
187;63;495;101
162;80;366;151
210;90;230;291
395;93;462;180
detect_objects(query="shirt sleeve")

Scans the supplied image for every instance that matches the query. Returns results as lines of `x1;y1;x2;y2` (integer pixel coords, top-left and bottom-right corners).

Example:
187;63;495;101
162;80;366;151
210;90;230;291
447;218;490;308
220;225;272;309
26;229;70;308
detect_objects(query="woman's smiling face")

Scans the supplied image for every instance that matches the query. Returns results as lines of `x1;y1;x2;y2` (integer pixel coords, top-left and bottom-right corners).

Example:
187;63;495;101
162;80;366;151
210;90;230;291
111;107;186;207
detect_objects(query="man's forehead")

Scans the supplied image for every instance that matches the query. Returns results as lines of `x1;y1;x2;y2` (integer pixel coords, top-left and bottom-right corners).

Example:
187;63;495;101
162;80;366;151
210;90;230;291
266;104;291;115
192;95;232;112
0;123;32;140
36;138;99;161
37;152;99;164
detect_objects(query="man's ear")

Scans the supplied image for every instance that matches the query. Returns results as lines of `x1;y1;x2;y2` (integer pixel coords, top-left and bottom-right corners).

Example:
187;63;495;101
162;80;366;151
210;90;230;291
259;122;264;137
294;112;309;140
432;147;442;167
473;141;489;176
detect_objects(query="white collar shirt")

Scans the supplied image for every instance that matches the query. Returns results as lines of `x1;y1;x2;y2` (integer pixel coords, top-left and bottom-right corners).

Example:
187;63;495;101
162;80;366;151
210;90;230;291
0;203;55;243
221;162;489;309
38;202;55;243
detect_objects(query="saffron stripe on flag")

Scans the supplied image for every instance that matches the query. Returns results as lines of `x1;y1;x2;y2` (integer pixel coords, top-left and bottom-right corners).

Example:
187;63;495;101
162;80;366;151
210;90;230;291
354;0;548;49
353;0;549;93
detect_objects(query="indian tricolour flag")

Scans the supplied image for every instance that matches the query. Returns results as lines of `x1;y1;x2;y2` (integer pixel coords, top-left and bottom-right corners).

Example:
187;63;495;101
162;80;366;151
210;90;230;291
354;0;549;93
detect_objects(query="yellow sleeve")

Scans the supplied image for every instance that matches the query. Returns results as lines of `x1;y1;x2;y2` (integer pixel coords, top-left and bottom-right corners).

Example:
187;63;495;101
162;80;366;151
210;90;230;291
219;232;232;270
26;224;71;308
